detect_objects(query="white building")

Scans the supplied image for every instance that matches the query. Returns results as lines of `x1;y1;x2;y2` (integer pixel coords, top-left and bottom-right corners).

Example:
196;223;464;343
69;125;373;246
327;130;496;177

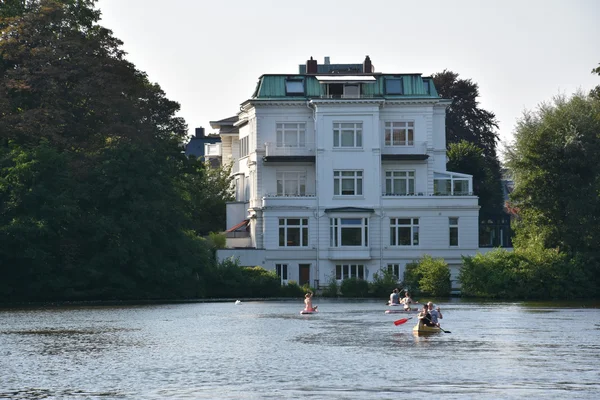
211;56;479;290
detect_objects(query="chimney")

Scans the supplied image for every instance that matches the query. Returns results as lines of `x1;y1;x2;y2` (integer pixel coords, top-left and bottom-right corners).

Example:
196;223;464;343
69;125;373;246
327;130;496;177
306;56;317;74
363;55;373;73
195;127;205;138
324;56;330;65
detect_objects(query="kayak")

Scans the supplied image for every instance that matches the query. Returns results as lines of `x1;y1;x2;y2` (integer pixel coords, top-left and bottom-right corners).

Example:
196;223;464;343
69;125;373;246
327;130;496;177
412;322;442;334
385;309;418;314
300;309;317;315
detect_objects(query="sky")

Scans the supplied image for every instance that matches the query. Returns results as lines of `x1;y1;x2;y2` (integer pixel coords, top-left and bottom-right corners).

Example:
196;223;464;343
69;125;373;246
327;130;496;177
96;0;599;153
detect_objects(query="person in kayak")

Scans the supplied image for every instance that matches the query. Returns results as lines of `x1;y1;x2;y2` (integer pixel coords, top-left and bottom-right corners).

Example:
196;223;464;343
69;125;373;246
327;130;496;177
401;291;417;311
304;292;318;311
389;288;400;305
427;302;443;327
418;304;436;327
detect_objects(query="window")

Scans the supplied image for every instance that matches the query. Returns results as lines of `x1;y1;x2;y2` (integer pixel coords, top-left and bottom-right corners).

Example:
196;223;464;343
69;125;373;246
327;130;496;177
384;122;414;146
385;78;403;94
333;122;362;148
240;136;249;157
422;80;430;94
276;263;288;283
390;218;419;246
285;79;304;95
328;83;360;98
385;171;415;195
335;264;365;280
387;264;400;281
449;217;459;247
330;218;368;247
276;171;306;196
279;218;308;247
334;170;363;196
276;123;306;147
434;173;471;195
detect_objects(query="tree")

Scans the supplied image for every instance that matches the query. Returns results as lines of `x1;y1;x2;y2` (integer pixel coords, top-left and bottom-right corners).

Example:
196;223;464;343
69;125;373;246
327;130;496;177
0;0;224;301
433;70;504;216
505;91;600;255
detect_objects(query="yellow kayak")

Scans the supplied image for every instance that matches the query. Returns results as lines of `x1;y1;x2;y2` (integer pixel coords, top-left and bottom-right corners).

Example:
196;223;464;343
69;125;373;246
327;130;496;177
412;322;443;334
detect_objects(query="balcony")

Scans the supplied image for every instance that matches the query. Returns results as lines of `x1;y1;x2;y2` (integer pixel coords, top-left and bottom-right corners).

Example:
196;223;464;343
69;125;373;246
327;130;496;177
327;248;372;260
263;142;316;163
204;142;222;157
381;141;428;159
262;193;317;208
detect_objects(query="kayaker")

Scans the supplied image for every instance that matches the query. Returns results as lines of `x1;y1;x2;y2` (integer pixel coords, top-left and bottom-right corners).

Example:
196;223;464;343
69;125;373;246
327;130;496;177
427;302;443;327
389;288;400;305
418;304;436;327
401;292;417;311
304;292;318;311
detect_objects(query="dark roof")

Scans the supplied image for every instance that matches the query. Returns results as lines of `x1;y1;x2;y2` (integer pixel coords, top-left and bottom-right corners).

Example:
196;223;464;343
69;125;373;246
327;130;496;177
381;154;429;161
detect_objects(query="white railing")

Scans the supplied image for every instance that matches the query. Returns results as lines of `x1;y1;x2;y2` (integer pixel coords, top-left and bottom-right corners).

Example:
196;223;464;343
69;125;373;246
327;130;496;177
381;141;428;155
382;192;474;197
204;142;222;157
264;193;316;198
264;142;315;157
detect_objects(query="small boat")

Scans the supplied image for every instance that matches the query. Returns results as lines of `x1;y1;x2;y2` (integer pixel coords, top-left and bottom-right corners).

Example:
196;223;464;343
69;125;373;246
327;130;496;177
412;322;442;334
300;309;318;315
385;309;418;314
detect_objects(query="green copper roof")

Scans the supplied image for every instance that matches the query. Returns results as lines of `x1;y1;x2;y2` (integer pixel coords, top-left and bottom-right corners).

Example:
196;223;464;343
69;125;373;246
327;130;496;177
252;74;439;99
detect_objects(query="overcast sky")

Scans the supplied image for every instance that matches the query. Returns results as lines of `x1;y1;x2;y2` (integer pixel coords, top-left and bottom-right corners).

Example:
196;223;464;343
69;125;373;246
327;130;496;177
96;0;599;152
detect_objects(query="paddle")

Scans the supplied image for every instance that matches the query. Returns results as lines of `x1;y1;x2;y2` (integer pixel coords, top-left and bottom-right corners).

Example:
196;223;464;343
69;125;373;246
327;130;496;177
438;327;451;333
393;317;412;326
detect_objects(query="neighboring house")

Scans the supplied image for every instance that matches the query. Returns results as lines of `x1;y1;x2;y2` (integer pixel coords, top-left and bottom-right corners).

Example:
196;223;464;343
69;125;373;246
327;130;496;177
185;127;221;167
214;56;480;290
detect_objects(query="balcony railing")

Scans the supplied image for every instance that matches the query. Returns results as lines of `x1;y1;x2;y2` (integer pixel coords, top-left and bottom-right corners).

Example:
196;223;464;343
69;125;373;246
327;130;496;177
381;141;428;155
382;192;474;197
264;142;315;157
264;193;316;198
204;142;222;157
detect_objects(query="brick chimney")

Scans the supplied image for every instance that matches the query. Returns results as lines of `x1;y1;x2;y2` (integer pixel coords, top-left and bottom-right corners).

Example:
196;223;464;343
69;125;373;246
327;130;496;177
363;55;373;73
195;127;205;138
306;56;317;74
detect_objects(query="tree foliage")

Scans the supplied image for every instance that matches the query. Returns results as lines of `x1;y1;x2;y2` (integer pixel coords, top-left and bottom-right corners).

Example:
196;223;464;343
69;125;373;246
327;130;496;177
433;70;504;216
505;92;600;255
0;0;231;302
404;256;451;297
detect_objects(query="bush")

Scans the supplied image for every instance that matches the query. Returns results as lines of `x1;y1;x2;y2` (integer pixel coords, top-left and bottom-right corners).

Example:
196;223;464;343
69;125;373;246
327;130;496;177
279;281;306;298
321;277;339;298
459;247;599;300
369;268;401;298
340;277;369;297
403;256;451;297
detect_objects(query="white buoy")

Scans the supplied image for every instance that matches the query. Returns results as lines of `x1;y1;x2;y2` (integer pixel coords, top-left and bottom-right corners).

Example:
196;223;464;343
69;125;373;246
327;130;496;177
235;300;242;305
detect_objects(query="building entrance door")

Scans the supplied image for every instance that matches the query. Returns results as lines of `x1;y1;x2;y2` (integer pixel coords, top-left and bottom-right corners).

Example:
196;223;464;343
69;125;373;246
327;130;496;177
299;264;311;286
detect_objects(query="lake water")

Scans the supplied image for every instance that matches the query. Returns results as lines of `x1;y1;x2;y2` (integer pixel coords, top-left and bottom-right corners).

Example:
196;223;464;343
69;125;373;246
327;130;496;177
1;299;599;399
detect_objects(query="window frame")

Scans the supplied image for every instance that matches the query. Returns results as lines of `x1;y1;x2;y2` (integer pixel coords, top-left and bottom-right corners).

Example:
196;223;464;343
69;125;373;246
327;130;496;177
385;170;415;195
239;136;249;158
330;217;369;247
390;218;420;246
285;79;305;95
449;217;459;247
276;122;306;148
387;263;401;281
385;78;404;95
276;171;306;196
384;121;414;146
279;218;309;247
333;122;363;148
335;264;365;281
275;263;288;284
333;170;363;196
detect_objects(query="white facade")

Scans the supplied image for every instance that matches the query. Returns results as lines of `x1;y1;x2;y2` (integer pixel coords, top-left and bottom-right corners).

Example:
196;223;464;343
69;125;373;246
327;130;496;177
214;58;479;289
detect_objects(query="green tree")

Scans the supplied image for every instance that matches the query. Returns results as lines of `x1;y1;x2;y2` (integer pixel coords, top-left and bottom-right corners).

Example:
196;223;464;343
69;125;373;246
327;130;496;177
433;70;504;216
0;0;224;302
505;91;600;255
404;256;451;297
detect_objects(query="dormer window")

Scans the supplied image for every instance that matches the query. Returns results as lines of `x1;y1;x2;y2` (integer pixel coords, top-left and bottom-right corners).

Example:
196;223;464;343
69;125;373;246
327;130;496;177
327;83;360;98
285;79;304;95
385;78;403;95
423;80;430;94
